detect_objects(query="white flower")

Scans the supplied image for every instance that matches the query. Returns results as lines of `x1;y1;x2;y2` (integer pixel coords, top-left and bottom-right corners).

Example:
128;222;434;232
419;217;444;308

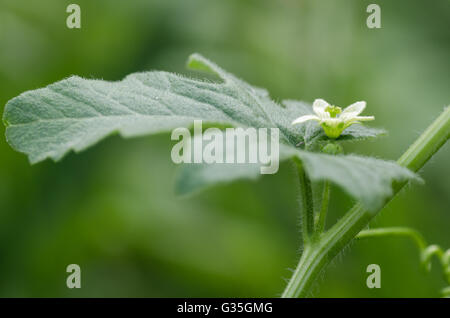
292;99;375;139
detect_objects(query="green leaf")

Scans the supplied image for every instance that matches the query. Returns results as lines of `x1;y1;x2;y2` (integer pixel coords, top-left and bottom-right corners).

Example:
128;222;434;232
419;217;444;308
290;150;422;212
177;144;421;212
3;53;409;211
3;53;382;163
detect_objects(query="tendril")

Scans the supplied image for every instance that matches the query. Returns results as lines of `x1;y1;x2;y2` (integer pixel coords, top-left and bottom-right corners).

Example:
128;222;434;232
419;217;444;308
356;227;450;297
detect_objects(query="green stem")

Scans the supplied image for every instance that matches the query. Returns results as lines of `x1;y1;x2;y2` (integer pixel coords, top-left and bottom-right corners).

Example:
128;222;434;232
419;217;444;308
315;181;330;234
296;160;315;243
282;106;450;298
397;106;450;171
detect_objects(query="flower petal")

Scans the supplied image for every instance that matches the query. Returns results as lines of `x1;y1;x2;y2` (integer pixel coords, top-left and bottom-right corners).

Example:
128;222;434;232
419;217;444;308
343;116;375;129
353;116;374;122
341;101;366;119
292;115;320;125
313;99;330;118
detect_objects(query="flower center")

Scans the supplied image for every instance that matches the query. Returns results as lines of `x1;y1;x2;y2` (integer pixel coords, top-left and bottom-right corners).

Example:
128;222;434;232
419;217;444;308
325;105;342;118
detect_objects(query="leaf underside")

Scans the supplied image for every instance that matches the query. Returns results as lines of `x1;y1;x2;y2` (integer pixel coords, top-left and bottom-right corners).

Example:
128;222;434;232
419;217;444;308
176;143;421;212
3;53;417;211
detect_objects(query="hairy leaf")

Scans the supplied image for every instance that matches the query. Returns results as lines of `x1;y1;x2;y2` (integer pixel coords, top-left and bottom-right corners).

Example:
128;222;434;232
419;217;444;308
3;53;410;211
177;144;421;212
3;53;382;163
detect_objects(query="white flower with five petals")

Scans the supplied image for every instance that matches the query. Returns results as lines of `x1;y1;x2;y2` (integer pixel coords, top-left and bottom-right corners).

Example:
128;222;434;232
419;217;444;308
292;99;375;139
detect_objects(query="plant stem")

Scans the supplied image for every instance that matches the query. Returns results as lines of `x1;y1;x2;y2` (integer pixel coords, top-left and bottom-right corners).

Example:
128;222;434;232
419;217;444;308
397;106;450;172
296;160;315;243
282;106;450;298
315;181;330;234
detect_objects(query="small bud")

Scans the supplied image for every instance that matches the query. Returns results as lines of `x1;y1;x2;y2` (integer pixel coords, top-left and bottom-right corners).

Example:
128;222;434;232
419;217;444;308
322;143;343;155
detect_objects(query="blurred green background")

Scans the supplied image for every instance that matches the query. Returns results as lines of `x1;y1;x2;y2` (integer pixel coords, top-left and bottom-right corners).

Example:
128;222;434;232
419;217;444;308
0;0;448;297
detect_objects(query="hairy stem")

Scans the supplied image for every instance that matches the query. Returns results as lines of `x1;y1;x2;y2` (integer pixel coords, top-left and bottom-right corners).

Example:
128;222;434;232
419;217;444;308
296;160;315;243
315;181;330;234
282;106;450;298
